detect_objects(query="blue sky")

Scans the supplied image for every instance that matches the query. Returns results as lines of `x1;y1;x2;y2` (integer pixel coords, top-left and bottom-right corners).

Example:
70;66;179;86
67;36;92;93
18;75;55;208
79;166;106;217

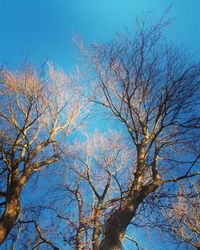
0;0;200;70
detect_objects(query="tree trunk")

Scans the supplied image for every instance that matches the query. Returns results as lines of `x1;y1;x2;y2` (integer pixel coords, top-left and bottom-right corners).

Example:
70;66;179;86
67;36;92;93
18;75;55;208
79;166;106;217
0;187;21;245
100;198;139;250
100;182;161;250
92;213;101;250
0;168;23;245
76;225;85;250
0;163;32;246
100;210;135;249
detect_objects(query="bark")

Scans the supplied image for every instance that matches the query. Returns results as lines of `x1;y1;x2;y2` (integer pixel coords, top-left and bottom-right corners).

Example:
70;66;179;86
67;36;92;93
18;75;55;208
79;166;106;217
0;166;31;245
100;182;161;250
92;211;101;250
76;225;85;250
100;197;139;250
0;193;20;245
0;169;21;245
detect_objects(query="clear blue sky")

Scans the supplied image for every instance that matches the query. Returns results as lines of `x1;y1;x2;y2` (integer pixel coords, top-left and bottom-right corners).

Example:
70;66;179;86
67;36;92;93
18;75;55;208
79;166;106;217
0;0;200;70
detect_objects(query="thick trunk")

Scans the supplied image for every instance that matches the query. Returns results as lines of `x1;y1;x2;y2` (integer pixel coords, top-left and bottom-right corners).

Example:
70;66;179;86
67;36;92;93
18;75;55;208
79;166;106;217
92;215;101;250
0;166;29;246
0;188;21;245
100;152;147;250
100;201;138;250
100;182;161;250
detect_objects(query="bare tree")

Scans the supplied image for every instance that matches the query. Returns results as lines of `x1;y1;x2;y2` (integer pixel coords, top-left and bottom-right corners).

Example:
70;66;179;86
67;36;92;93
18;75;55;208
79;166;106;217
165;181;200;249
44;131;138;250
0;63;84;245
78;16;200;249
